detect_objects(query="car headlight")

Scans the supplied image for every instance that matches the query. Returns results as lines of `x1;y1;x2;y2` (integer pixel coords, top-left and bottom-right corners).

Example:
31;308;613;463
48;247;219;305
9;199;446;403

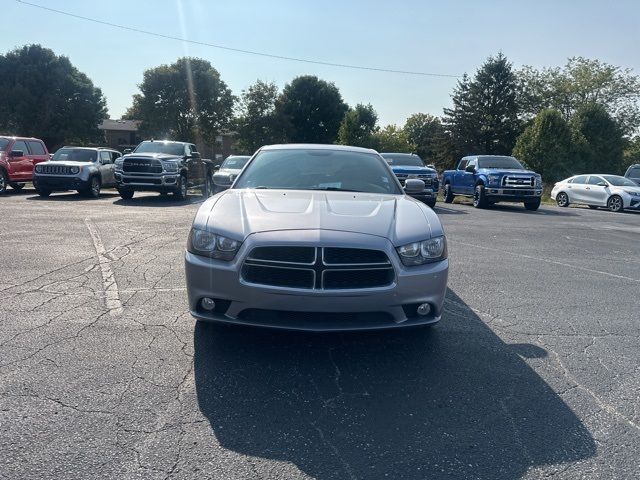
187;228;241;260
115;159;124;170
624;190;640;196
70;166;80;174
487;174;500;186
35;164;42;173
396;236;447;266
162;162;178;173
535;176;542;188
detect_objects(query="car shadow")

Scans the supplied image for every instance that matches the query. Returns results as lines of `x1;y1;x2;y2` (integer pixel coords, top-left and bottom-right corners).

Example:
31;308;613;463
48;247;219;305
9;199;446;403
432;205;468;215
25;191;121;201
484;203;580;216
193;289;595;479
112;192;207;207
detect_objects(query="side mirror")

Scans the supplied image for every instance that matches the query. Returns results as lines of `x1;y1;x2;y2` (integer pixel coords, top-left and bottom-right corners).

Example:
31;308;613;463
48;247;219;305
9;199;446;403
123;148;132;154
465;165;476;173
191;152;201;159
404;179;425;194
10;150;24;158
214;164;221;170
597;181;607;187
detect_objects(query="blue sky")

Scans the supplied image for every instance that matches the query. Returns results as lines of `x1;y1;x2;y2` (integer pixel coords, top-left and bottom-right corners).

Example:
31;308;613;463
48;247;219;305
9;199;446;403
3;0;639;125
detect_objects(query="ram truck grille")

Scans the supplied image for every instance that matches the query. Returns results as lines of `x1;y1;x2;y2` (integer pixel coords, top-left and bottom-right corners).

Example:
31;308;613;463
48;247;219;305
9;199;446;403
123;158;163;174
241;247;395;290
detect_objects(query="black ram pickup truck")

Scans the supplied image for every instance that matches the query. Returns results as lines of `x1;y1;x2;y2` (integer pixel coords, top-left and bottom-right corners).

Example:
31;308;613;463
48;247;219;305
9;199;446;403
114;140;214;200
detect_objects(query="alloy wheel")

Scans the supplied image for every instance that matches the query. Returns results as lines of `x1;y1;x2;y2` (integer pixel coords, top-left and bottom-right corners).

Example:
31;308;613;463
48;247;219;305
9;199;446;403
608;195;623;212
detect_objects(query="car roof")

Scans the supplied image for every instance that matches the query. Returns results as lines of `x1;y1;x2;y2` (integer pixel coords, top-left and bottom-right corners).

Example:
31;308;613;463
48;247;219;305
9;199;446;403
140;140;189;145
380;152;418;156
0;136;43;141
60;146;116;151
260;144;378;154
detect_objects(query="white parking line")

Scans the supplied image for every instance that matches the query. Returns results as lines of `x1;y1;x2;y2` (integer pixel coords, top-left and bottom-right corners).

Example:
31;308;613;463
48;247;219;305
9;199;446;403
85;218;123;316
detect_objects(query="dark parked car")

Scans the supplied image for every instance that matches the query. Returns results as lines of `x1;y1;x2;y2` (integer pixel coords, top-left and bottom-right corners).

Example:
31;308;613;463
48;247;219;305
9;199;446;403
114;140;214;200
212;155;251;193
625;164;640;186
0;136;49;194
34;147;121;198
381;153;439;207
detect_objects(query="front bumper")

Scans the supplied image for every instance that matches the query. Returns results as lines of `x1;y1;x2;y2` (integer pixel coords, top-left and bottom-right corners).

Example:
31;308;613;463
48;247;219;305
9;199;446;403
408;188;438;202
115;172;179;191
34;174;89;191
184;230;449;331
484;187;542;202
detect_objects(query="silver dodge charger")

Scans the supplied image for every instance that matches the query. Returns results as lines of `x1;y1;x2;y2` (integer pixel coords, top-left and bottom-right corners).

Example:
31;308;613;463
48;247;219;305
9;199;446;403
184;144;449;331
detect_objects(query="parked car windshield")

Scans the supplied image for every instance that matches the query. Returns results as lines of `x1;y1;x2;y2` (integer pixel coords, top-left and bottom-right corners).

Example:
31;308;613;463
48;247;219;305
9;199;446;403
234;149;402;194
381;153;424;167
627;167;640;179
133;141;185;156
0;138;9;151
602;175;638;187
51;148;97;162
477;156;524;169
222;156;250;169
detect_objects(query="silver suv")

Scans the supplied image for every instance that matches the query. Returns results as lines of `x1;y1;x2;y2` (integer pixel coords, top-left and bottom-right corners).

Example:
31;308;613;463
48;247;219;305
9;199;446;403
34;147;121;198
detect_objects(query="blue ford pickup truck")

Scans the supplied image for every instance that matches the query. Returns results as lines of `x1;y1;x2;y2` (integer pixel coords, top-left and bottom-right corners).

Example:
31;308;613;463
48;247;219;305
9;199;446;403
442;155;542;210
381;152;439;208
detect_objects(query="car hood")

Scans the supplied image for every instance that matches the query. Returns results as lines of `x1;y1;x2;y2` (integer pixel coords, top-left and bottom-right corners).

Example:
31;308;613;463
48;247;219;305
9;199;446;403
613;185;640;194
37;161;95;167
193;189;443;245
391;166;437;174
477;168;538;175
123;153;181;161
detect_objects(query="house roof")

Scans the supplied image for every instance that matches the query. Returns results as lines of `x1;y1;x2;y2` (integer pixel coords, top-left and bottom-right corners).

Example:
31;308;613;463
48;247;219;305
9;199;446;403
99;119;141;132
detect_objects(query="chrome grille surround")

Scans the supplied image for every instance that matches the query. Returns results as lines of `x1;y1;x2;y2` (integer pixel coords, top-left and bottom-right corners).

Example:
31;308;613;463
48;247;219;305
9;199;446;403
502;175;534;187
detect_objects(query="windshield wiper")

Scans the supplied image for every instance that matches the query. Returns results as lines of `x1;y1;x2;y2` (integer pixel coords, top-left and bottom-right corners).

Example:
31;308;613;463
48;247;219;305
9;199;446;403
308;187;362;192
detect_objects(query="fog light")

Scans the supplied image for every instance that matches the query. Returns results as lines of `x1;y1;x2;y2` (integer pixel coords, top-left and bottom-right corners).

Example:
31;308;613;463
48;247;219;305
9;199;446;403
201;297;216;311
417;303;431;316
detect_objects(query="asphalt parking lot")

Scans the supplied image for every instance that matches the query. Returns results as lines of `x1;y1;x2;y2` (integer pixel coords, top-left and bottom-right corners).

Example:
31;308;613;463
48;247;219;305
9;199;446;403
1;188;639;480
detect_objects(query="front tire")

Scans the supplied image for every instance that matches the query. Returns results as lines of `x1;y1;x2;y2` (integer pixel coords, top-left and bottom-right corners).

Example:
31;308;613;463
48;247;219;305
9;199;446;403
203;173;214;198
0;170;7;194
84;176;101;198
524;199;541;211
118;189;134;200
472;184;488;208
443;183;454;203
425;199;437;208
607;195;624;213
37;187;52;197
174;175;188;200
556;192;569;207
9;182;25;191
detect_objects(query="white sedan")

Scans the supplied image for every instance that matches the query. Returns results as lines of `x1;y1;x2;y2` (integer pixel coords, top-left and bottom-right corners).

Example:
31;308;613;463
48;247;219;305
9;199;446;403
551;174;640;212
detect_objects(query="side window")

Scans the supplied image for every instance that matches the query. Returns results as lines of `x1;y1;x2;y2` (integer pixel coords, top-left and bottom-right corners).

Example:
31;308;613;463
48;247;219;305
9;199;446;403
628;167;640;179
27;141;46;155
12;140;29;154
587;176;603;185
467;159;477;169
458;159;468;170
572;175;588;184
100;151;112;164
111;151;121;162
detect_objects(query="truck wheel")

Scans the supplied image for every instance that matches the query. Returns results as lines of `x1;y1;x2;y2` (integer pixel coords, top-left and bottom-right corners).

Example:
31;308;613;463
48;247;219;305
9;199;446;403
203;173;214;198
607;195;624;213
118;189;134;200
524;199;541;211
556;192;569;207
443;183;454;203
174;175;188;200
9;182;25;191
83;176;101;198
0;169;7;194
37;187;52;197
472;184;488;208
425;199;437;208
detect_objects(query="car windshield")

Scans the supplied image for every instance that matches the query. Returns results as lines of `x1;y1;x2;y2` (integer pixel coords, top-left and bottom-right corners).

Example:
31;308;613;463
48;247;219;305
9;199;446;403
477;156;524;169
234;149;402;194
627;167;640;179
602;175;638;187
222;156;250;169
381;154;424;167
51;148;97;162
0;138;9;151
133;142;185;155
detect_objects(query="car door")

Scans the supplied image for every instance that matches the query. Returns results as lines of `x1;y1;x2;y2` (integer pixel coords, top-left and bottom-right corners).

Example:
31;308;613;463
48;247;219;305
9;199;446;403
99;151;115;187
187;144;204;187
26;140;48;173
567;175;589;204
461;158;477;195
453;159;468;194
585;176;608;206
9;139;31;180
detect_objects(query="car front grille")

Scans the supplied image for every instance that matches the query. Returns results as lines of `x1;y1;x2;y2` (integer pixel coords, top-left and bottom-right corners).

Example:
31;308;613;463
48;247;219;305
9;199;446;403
123;157;163;174
395;174;436;187
241;246;395;290
39;164;72;175
502;176;534;187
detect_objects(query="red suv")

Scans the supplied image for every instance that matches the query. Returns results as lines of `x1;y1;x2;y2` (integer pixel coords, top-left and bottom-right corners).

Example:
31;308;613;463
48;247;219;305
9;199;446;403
0;136;50;194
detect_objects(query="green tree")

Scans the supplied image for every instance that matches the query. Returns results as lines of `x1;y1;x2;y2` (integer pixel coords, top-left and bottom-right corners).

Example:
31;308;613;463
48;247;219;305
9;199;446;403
518;57;640;134
337;103;378;148
570;103;625;173
236;80;284;154
0;45;107;149
443;53;522;157
512;109;578;181
125;57;234;145
276;76;348;143
623;136;640;170
371;125;414;152
403;113;444;161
